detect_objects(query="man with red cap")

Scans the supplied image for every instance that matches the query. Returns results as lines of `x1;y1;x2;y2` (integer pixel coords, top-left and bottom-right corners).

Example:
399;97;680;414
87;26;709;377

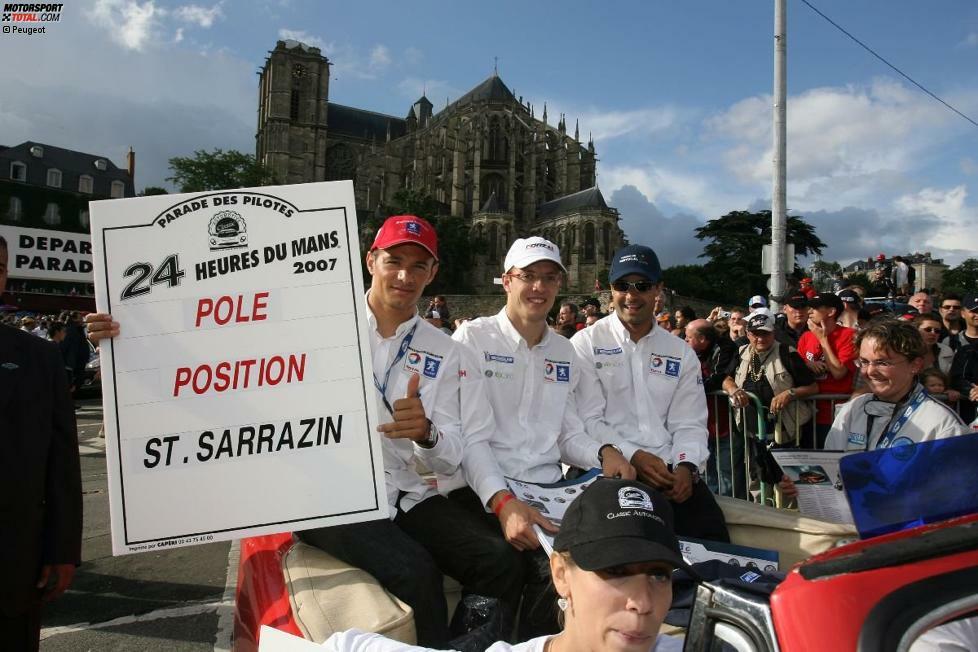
87;216;522;648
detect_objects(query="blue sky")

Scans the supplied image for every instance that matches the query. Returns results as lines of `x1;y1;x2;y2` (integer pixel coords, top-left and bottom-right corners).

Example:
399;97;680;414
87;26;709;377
1;0;976;267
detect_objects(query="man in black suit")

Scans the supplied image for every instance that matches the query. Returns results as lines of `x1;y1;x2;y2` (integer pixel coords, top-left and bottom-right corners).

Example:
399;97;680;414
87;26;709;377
0;236;82;650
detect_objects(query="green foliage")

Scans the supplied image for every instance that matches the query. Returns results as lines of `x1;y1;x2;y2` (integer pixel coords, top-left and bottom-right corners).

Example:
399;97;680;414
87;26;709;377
810;260;843;291
139;186;169;196
694;210;826;304
662;264;725;302
941;259;978;295
166;149;276;193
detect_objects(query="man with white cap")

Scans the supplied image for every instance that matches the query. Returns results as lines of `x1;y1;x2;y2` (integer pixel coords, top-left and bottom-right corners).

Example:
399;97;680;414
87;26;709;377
572;245;729;542
748;295;768;311
447;236;634;639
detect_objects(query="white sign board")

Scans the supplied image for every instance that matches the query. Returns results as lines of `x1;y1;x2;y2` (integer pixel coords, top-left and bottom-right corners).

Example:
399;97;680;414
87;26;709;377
0;224;94;283
89;182;387;555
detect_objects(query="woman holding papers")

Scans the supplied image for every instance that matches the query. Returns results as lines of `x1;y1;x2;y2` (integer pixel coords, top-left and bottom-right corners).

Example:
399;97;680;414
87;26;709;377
318;478;684;652
781;320;969;496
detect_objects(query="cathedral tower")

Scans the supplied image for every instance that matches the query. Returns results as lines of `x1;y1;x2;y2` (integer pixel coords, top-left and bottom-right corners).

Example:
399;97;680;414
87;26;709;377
256;40;330;184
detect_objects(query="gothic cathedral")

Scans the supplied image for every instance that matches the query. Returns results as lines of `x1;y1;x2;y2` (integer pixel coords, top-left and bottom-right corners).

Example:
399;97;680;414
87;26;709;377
256;40;624;292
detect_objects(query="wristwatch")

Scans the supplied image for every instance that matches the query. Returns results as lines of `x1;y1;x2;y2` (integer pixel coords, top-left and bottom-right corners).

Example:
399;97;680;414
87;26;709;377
788;388;797;398
677;461;701;484
598;443;623;464
417;421;439;449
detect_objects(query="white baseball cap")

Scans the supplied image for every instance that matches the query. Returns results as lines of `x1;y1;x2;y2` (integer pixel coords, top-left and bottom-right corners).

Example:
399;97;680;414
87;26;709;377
503;237;566;273
748;295;768;309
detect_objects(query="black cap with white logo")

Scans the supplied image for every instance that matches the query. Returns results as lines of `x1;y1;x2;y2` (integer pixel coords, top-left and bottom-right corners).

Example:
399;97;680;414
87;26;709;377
553;478;688;572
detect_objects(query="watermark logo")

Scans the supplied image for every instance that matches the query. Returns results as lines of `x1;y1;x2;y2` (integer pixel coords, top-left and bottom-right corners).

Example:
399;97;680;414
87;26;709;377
2;3;62;35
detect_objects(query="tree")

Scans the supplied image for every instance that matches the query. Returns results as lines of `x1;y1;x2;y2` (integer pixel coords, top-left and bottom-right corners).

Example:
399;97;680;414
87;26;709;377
139;186;169;196
940;259;978;295
662;264;725;303
166;149;276;193
694;210;826;305
810;260;842;291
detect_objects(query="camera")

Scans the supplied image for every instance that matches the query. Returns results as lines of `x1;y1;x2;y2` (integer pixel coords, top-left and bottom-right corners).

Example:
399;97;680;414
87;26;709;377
719;310;731;319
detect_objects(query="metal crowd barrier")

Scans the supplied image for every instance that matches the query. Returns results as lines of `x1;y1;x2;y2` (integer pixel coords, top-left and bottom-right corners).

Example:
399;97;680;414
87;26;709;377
704;391;858;508
704;389;966;509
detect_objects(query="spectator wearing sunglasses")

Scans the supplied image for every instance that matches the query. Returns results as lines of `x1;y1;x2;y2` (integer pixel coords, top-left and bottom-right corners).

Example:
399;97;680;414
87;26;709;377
913;313;955;376
939;293;968;351
446;236;634;640
571;245;729;543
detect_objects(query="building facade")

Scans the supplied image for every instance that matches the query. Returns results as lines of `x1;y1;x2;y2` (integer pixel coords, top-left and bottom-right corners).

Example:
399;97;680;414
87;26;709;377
0;141;135;311
256;40;624;292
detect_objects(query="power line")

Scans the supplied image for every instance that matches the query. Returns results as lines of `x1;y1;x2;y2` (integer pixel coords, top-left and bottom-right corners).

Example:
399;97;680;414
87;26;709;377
797;0;978;129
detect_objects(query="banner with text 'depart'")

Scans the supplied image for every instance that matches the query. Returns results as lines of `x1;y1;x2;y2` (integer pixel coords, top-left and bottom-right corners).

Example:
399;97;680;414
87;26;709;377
89;181;387;555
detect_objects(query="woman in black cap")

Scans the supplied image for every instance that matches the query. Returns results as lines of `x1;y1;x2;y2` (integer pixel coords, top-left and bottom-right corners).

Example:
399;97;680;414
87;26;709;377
317;478;684;652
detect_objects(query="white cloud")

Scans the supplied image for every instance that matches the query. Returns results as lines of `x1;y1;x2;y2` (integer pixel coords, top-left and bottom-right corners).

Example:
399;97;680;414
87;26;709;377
89;0;166;51
370;45;391;69
580;107;679;142
173;27;184;43
705;78;978;215
174;3;223;28
277;28;326;51
601;164;746;220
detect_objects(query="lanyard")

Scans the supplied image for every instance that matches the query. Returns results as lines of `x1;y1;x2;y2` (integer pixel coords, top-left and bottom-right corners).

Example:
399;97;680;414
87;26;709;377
866;385;927;450
373;322;418;416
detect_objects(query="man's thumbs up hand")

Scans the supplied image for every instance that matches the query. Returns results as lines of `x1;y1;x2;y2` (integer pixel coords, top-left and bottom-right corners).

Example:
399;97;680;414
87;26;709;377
377;372;430;443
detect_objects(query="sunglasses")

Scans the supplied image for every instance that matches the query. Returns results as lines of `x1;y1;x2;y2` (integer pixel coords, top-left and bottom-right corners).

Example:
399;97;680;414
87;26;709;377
941;305;962;310
611;280;656;293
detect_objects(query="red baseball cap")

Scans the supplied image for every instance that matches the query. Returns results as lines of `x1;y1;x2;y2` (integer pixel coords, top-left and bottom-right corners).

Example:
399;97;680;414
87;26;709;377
370;215;439;261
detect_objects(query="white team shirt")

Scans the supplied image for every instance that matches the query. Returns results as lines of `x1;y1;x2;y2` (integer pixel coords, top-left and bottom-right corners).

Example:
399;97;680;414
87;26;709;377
366;297;463;516
571;311;709;469
321;629;683;652
449;309;603;506
824;385;969;451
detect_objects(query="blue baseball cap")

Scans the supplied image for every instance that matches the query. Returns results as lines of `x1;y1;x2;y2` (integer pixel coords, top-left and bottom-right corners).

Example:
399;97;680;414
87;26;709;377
609;245;662;284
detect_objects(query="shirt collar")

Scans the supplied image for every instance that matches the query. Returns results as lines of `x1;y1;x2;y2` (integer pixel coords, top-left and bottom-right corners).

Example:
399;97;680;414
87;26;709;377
607;310;656;345
365;291;419;340
495;307;553;351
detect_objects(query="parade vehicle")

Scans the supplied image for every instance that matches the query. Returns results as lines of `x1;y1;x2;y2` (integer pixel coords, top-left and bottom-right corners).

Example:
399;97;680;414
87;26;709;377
233;509;978;651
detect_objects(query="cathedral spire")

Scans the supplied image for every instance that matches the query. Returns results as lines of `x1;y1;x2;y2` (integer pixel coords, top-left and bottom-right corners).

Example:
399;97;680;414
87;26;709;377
574;119;579;141
542;102;548;126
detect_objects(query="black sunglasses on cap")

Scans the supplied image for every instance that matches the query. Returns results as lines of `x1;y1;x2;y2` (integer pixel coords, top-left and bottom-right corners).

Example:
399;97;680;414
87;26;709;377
611;280;656;293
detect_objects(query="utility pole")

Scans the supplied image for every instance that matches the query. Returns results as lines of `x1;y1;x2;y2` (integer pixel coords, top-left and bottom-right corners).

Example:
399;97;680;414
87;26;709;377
770;0;788;310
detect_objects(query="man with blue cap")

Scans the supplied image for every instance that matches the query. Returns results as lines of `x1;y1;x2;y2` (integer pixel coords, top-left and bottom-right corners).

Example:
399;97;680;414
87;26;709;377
571;245;729;541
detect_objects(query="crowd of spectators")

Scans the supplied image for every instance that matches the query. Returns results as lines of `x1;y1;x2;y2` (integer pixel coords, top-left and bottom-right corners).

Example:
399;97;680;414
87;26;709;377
2;309;93;397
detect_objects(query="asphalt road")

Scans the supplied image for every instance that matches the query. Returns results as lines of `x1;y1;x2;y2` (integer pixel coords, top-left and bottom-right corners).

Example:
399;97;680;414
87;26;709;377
40;398;238;651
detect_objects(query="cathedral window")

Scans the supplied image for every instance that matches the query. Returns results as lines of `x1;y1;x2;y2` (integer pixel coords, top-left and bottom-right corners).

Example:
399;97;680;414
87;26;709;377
602;223;612;258
290;89;300;120
583;223;595;262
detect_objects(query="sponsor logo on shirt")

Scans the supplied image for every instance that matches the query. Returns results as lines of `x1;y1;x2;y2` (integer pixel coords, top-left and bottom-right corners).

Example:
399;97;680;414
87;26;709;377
405;348;442;379
595;360;625;370
847;432;866;446
594;347;623;355
544;358;571;383
740;571;761;583
485;369;514;380
484;352;515;364
650;354;681;378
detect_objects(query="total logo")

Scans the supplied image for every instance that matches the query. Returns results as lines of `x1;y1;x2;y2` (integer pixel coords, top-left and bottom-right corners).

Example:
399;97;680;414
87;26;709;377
408;352;422;365
485;369;513;380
